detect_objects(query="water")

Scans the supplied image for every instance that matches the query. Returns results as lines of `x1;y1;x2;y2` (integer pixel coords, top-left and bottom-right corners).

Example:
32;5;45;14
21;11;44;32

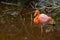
0;7;60;40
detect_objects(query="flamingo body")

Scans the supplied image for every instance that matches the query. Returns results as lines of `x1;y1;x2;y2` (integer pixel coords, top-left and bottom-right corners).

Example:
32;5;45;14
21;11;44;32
38;14;52;25
34;10;55;39
34;10;53;25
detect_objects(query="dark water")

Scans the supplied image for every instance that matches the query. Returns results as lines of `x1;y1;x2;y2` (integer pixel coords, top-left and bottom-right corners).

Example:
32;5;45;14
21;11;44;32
0;5;60;40
0;14;60;40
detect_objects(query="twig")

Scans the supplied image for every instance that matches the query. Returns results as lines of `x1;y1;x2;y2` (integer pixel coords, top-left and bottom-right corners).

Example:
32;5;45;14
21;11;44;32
30;0;60;10
1;1;17;6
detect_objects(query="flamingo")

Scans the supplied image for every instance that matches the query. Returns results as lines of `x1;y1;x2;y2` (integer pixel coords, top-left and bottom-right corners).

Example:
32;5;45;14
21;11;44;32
34;10;55;40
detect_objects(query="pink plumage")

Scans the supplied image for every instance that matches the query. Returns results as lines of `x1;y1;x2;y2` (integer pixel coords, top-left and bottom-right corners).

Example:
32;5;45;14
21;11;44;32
34;10;53;25
38;14;52;25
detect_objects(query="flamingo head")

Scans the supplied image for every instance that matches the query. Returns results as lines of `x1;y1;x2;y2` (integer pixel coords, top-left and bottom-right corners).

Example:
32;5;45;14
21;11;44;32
34;10;40;16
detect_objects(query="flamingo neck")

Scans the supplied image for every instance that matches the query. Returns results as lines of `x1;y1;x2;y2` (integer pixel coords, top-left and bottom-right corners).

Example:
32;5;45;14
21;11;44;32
35;13;40;17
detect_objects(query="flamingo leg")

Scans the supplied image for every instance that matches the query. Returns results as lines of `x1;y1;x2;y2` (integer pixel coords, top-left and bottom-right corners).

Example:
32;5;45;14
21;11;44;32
41;25;43;40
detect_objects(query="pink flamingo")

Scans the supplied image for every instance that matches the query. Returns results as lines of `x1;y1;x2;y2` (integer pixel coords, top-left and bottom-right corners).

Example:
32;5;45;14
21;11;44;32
34;10;55;40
